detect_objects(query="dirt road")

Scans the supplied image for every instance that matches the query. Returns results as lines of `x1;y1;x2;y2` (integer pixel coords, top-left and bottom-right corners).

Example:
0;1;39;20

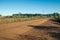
0;18;49;40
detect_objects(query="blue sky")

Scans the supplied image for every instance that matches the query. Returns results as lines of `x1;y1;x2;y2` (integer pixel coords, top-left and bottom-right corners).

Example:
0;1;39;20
0;0;60;16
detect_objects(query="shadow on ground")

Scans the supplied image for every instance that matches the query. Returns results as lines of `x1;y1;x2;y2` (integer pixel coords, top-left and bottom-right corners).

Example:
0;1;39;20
18;25;60;40
49;32;60;40
28;25;60;40
28;25;60;31
18;35;47;40
50;19;60;25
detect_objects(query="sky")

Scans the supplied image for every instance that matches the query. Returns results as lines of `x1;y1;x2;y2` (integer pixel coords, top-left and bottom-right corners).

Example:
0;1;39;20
0;0;60;16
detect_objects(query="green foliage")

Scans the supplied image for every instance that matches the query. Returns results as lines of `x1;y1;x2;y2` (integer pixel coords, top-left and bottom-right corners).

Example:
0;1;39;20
12;14;42;18
52;12;60;22
53;12;59;18
5;16;13;18
0;15;2;16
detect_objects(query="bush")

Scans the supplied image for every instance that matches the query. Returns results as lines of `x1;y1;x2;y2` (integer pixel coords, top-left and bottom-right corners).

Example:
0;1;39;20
53;12;60;23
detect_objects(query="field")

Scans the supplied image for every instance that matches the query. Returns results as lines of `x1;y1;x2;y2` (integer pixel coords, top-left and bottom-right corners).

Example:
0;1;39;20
0;0;60;40
0;17;60;40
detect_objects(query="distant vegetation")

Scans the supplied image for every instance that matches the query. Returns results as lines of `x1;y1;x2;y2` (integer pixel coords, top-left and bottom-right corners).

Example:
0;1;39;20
52;12;60;22
0;12;60;24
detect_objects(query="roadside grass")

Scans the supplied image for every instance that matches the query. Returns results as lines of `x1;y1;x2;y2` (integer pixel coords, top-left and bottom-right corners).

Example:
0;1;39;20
0;16;44;24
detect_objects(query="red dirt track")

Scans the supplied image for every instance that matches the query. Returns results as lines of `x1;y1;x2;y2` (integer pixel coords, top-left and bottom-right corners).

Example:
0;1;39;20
0;18;60;40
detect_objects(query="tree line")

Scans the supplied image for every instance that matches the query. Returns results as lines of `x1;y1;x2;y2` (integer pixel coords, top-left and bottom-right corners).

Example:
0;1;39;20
0;12;60;20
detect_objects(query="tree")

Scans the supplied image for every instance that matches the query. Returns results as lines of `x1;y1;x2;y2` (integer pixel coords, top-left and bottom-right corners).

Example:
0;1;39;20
0;15;1;16
53;12;59;18
53;12;60;22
